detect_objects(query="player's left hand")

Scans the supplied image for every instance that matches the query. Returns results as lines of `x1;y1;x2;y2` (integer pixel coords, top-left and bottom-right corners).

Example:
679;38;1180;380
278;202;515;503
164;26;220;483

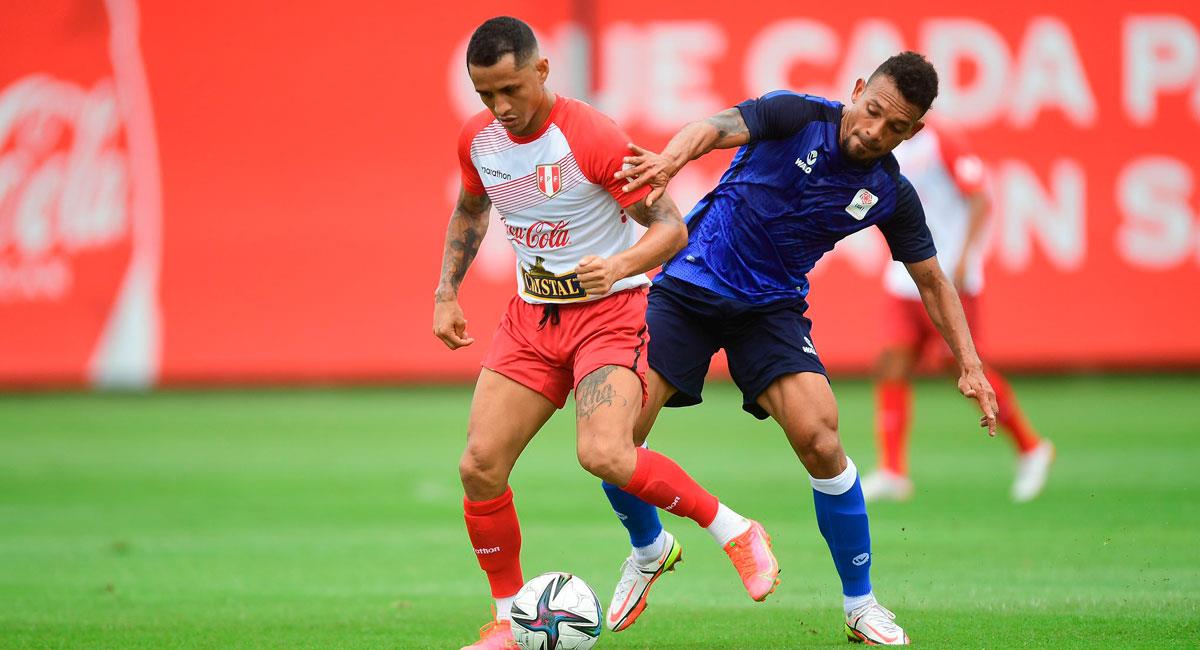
575;255;619;297
615;143;674;207
958;364;998;436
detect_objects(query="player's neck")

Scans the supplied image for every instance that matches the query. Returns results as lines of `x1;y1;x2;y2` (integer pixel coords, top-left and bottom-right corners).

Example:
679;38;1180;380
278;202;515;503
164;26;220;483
512;91;557;139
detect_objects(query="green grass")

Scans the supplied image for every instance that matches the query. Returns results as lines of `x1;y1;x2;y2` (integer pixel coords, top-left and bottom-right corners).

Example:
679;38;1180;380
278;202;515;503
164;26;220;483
1;375;1198;648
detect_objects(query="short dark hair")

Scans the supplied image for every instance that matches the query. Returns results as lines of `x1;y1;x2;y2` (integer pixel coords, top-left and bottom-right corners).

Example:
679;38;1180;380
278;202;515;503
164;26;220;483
466;16;538;68
869;51;939;114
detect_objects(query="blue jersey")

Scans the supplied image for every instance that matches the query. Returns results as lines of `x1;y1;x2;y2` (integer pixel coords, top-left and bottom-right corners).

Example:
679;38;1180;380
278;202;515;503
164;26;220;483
661;91;936;306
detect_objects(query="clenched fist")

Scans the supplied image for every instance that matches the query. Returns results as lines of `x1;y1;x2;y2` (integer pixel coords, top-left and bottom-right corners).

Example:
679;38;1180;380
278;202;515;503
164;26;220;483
575;255;620;297
433;299;475;350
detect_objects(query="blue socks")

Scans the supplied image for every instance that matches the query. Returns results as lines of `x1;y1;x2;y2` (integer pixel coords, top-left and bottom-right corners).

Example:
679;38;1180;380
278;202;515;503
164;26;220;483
604;451;873;602
811;457;873;598
601;480;663;548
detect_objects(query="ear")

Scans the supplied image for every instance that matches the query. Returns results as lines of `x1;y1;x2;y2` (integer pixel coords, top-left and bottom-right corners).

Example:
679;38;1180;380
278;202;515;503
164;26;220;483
906;119;926;140
535;56;549;84
850;78;867;103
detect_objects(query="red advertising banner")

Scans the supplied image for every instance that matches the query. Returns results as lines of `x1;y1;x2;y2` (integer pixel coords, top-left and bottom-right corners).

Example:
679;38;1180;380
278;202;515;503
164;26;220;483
0;0;160;386
1;1;1197;386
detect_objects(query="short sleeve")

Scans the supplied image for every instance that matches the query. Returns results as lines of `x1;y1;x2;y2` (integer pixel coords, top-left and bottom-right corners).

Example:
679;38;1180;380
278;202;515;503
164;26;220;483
559;100;650;208
457;114;488;196
879;176;937;263
736;91;823;142
935;127;986;196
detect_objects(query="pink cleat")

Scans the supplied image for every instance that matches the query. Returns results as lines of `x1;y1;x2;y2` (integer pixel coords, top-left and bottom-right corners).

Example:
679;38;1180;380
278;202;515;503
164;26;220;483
722;519;781;601
460;616;516;650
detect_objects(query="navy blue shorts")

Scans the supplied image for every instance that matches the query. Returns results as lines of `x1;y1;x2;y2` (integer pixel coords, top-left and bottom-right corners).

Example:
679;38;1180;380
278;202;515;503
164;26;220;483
646;275;828;419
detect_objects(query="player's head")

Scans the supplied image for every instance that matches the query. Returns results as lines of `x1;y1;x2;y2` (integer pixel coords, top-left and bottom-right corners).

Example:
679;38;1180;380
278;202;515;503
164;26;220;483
840;51;938;163
466;16;552;137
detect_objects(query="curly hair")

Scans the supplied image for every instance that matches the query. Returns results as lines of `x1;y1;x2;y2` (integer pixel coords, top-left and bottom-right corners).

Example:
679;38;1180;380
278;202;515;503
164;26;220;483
870;51;939;114
466;16;538;68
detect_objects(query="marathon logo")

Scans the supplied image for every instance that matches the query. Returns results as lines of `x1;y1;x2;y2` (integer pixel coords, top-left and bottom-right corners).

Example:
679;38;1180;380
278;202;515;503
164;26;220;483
480;165;511;180
520;257;588;302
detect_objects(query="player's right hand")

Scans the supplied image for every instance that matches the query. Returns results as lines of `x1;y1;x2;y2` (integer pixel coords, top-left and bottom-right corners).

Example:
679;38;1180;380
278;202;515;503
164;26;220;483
433;300;474;350
958;365;998;437
615;142;674;207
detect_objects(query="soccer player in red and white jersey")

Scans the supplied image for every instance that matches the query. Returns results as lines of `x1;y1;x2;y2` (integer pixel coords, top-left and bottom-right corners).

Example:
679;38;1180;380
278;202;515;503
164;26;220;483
861;121;1055;503
433;17;780;649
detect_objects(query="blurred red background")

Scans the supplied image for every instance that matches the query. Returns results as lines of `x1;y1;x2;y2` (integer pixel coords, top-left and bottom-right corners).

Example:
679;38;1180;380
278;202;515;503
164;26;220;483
1;0;1197;386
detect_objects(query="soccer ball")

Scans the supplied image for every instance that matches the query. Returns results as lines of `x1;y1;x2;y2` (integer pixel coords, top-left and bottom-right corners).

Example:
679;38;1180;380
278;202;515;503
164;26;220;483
509;572;603;650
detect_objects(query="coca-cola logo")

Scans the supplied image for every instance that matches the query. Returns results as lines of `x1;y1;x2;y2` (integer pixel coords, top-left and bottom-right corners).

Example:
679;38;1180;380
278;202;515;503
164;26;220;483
505;219;571;250
0;75;129;301
0;0;161;387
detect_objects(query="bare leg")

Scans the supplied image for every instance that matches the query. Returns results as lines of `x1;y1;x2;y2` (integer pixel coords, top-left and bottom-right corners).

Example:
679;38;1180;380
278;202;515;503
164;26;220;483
756;372;875;606
756;372;846;478
877;344;918;382
459;368;557;500
574;365;645;485
458;368;558;616
632;368;676;446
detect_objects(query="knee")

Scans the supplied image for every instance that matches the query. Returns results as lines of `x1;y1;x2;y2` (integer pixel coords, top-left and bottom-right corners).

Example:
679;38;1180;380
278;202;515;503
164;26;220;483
792;421;844;467
576;432;632;484
458;445;506;498
877;349;910;382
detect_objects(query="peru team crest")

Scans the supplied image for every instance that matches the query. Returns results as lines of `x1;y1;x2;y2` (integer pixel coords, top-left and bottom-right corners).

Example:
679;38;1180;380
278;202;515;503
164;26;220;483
536;163;561;198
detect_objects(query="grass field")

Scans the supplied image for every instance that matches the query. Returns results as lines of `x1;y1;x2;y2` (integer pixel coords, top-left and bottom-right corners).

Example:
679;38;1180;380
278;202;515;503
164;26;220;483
1;375;1198;648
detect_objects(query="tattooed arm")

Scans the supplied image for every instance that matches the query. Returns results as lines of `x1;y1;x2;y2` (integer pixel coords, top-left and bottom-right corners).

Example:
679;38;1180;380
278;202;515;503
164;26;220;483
614;108;750;206
575;194;688;297
654;107;751;166
432;186;492;349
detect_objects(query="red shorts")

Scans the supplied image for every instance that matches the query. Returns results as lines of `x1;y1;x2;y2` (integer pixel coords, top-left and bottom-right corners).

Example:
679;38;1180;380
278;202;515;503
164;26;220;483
881;293;982;361
482;288;650;409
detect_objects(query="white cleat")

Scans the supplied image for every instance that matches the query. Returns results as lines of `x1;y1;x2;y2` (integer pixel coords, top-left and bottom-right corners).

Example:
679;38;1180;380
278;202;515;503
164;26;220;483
1012;440;1055;502
846;601;910;645
861;470;913;502
606;531;683;632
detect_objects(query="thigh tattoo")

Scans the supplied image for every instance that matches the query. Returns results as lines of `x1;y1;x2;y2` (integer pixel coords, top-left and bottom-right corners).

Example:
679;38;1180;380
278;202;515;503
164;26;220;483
576;366;629;419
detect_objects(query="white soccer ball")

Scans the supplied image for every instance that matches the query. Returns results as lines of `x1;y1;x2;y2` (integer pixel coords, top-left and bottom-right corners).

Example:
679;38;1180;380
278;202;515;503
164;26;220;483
509;572;603;650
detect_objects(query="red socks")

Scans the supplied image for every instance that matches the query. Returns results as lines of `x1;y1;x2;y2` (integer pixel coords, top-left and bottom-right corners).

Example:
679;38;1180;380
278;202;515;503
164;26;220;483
876;380;912;475
622;447;719;527
464;450;718;600
876;370;1042;471
463;486;523;598
984;367;1042;453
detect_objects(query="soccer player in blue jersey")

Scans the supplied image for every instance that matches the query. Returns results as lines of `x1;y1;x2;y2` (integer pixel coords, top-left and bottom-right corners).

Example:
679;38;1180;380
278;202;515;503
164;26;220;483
597;52;999;645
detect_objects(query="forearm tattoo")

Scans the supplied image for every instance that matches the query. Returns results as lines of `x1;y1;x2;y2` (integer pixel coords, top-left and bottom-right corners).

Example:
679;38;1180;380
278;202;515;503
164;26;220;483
626;194;679;228
436;191;491;302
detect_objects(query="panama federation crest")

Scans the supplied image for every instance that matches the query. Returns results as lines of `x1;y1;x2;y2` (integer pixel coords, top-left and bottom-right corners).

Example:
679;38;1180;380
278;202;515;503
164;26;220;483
536;163;561;198
845;188;879;221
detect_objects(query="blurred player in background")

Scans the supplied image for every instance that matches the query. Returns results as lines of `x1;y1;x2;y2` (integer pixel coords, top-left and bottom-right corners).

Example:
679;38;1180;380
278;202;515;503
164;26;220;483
861;122;1055;503
433;17;779;649
601;53;997;645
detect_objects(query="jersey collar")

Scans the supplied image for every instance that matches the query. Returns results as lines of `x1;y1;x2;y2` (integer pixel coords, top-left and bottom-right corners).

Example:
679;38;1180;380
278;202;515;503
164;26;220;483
505;93;562;145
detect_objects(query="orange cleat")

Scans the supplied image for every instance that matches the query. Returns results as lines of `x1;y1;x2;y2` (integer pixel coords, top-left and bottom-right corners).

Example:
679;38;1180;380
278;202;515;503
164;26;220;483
459;616;516;650
723;519;781;601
